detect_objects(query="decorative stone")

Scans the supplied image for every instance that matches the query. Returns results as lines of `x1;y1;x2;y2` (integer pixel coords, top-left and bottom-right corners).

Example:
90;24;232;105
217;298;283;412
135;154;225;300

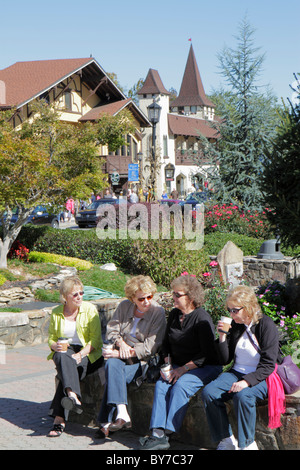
217;241;244;286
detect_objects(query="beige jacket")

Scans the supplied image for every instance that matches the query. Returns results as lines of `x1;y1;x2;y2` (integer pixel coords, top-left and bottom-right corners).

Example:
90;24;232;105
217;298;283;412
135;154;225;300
106;299;166;361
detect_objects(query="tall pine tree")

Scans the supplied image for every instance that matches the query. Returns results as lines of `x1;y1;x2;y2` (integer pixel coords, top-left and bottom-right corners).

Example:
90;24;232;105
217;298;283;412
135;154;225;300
201;18;279;210
260;74;300;249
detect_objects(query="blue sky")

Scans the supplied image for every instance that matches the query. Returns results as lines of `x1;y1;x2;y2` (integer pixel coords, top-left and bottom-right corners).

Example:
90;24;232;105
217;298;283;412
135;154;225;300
0;0;299;102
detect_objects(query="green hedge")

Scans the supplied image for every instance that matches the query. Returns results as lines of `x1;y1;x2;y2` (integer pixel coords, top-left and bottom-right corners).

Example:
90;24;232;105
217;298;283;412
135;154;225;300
13;225;298;287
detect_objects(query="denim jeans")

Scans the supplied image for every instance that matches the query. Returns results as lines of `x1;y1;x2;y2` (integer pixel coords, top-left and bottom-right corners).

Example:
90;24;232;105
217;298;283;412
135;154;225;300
98;358;142;424
201;370;268;449
150;364;222;433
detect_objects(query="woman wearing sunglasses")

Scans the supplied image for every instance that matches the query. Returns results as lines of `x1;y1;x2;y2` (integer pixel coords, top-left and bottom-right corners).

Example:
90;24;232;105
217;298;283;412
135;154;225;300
202;285;283;450
139;274;222;450
47;275;102;437
95;275;166;440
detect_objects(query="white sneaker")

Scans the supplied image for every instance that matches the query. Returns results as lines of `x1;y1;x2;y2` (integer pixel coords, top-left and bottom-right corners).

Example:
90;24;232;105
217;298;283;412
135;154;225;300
241;441;258;450
217;435;238;450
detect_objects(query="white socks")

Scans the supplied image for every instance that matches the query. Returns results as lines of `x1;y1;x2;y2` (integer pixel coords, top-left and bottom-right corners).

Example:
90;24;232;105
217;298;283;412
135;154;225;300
116;404;131;423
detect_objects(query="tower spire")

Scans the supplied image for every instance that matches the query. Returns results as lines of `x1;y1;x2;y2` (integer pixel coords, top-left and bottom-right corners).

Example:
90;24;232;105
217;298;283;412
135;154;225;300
171;44;214;108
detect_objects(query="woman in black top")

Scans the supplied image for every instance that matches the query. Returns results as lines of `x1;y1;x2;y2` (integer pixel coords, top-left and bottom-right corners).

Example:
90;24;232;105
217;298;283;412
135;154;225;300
139;275;221;451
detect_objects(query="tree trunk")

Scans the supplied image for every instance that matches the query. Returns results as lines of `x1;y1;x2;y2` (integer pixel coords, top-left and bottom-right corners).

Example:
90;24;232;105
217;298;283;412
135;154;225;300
0;237;13;269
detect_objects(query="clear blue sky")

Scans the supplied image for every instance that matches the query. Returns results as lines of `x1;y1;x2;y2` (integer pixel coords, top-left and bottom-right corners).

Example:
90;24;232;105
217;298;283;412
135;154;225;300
1;0;299;102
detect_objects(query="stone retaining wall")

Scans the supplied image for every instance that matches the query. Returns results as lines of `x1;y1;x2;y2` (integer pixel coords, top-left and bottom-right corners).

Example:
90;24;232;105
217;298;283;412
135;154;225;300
69;368;300;450
243;256;300;286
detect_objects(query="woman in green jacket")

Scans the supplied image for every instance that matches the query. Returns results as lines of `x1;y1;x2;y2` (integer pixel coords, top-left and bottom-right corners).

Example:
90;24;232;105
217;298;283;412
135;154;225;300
47;275;102;437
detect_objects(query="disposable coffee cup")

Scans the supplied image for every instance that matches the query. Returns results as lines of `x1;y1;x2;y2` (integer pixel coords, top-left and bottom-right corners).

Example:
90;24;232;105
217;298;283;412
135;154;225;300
161;363;173;381
220;316;232;333
102;343;114;358
57;337;69;352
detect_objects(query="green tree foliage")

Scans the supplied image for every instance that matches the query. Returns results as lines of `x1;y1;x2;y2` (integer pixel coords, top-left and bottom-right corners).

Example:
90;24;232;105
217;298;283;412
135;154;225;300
0;100;135;267
260;74;300;250
201;18;280;211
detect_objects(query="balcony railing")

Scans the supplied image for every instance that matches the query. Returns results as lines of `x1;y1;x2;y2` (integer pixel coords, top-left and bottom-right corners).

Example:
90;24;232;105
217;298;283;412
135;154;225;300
175;149;212;166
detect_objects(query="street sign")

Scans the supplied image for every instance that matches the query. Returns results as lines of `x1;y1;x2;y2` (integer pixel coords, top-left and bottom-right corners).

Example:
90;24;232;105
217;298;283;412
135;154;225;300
128;163;139;182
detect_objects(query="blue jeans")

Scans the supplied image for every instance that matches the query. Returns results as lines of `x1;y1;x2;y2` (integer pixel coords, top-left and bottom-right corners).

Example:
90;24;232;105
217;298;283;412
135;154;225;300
201;370;268;449
150;364;222;433
98;358;142;423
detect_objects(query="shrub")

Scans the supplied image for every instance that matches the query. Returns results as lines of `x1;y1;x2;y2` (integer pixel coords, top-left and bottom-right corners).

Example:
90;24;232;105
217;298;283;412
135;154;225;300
204;202;274;239
28;251;93;271
8;241;29;261
129;238;210;288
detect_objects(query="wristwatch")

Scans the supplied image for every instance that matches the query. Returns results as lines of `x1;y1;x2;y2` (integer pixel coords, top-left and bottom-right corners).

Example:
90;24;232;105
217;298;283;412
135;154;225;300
184;364;190;371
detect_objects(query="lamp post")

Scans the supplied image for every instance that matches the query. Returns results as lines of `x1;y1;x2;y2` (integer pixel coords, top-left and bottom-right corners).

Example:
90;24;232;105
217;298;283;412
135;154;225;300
147;100;161;200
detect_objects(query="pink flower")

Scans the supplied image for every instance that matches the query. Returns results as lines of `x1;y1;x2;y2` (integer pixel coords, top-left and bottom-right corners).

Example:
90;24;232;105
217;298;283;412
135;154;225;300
203;272;211;277
181;271;189;276
211;224;217;228
209;261;218;267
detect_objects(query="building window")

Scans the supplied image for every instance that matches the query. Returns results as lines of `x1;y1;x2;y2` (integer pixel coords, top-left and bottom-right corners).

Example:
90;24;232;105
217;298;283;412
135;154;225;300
190;105;197;114
163;135;168;156
64;91;72;111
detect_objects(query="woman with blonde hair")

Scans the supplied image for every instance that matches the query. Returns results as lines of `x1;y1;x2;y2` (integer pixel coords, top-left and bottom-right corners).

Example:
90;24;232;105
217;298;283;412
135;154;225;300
95;275;166;439
47;275;102;437
202;285;283;450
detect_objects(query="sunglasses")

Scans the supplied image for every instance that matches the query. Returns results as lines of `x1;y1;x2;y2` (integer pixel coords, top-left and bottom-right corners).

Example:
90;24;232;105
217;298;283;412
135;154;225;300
173;292;188;298
137;294;153;302
227;307;243;314
72;291;84;298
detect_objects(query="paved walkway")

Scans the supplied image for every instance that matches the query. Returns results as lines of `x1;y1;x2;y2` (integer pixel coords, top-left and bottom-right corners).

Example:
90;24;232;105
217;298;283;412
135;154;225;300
0;342;202;454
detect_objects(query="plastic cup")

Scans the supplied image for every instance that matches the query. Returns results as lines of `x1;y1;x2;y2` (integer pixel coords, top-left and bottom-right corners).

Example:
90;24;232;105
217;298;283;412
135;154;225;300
57;338;69;352
161;363;173;381
220;316;232;333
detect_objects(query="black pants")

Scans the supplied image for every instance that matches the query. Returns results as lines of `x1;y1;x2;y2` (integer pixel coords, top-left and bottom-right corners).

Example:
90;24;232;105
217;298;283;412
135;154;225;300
49;345;89;419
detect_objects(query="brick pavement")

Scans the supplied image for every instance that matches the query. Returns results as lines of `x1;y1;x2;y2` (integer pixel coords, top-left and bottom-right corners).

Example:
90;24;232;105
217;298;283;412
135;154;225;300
0;342;201;454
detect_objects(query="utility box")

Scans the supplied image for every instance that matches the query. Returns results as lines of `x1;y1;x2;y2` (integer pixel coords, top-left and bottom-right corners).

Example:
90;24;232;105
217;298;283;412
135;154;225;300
257;239;284;260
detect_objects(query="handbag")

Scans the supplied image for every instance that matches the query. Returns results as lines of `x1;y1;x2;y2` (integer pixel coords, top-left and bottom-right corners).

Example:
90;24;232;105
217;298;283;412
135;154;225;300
277;355;300;395
245;330;300;395
134;352;163;388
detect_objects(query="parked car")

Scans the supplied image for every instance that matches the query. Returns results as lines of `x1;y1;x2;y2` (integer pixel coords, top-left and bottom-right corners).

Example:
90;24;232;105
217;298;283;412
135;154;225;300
1;205;60;228
179;191;212;209
75;198;126;228
159;199;181;207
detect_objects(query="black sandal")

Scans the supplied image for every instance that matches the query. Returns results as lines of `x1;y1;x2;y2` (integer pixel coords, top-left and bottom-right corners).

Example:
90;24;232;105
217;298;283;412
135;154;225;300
47;423;65;437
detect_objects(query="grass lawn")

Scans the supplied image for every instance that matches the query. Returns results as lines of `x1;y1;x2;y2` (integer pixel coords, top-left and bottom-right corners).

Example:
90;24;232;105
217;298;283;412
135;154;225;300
1;259;167;305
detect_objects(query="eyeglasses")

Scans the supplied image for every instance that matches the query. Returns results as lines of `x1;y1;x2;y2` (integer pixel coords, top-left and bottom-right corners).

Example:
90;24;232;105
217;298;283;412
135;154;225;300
227;307;244;314
72;291;84;298
137;294;153;302
173;292;188;298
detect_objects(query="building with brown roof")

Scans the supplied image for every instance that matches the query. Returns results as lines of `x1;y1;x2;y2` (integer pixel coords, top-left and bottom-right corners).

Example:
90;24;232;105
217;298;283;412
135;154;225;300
0;57;150;192
138;44;218;198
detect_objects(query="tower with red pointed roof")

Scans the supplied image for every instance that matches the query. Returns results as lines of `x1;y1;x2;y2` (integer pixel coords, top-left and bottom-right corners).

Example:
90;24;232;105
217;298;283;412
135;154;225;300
138;44;218;199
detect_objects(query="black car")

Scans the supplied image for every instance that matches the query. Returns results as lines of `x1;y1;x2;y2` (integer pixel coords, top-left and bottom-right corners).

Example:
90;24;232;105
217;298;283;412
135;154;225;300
1;205;60;228
75;198;126;228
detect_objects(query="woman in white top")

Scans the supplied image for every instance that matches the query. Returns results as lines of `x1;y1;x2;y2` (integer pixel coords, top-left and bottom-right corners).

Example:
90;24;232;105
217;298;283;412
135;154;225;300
95;275;166;440
202;285;282;450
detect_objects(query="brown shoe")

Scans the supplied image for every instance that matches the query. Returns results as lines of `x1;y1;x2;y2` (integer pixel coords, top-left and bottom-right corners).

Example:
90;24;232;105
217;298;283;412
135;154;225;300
95;426;109;439
109;418;132;432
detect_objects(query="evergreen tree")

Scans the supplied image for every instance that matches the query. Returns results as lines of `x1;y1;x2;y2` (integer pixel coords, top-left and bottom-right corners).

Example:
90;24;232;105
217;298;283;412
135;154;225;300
260;74;300;249
201;18;280;210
